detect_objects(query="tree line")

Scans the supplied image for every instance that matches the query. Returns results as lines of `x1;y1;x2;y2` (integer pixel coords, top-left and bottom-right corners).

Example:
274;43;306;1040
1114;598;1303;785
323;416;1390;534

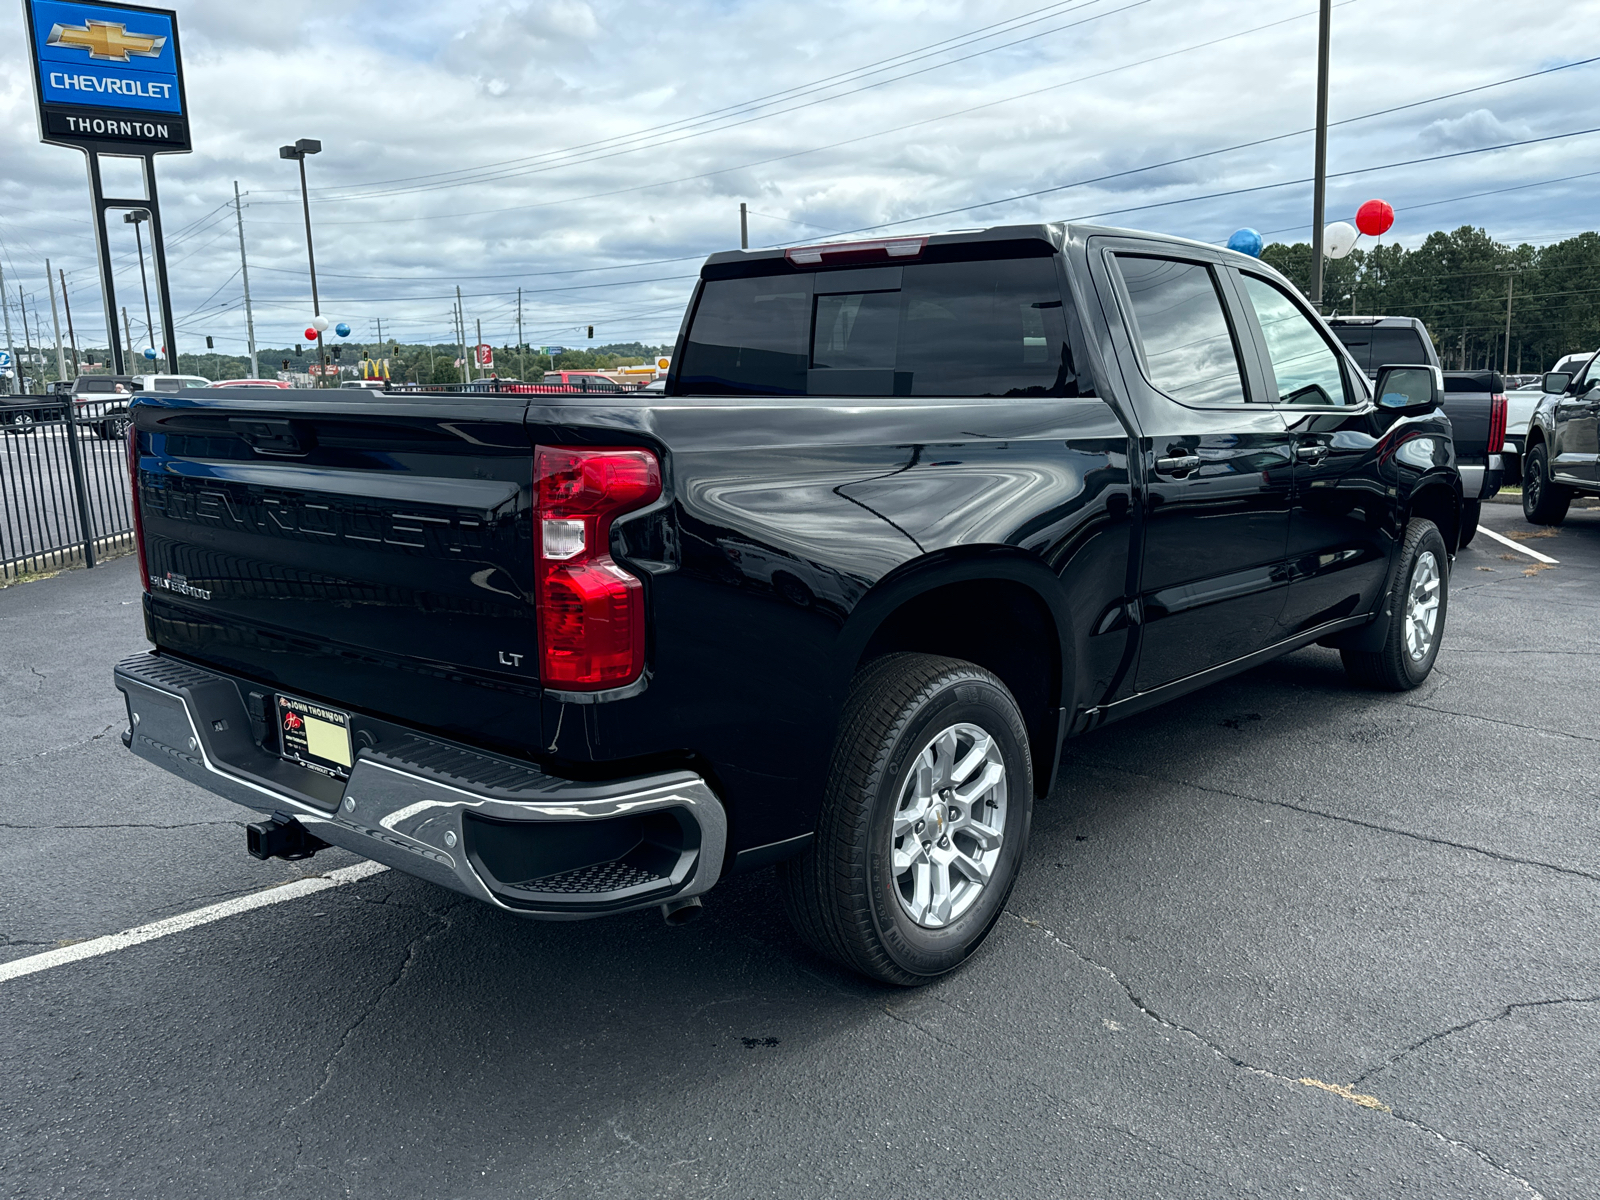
1261;226;1600;374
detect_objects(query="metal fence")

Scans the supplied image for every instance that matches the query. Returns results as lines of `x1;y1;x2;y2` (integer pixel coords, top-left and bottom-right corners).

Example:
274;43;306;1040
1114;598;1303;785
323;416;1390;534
0;397;134;582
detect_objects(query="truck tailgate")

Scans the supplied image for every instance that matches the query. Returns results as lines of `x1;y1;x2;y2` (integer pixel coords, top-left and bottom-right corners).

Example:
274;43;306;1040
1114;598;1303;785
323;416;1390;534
132;391;541;752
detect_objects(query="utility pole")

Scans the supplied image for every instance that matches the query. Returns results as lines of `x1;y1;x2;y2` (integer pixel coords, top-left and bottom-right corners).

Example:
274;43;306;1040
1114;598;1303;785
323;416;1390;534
740;202;748;250
1308;0;1332;310
1502;274;1514;376
456;286;469;385
0;262;17;396
122;307;134;365
476;318;484;381
233;182;259;380
517;287;525;381
59;268;80;374
46;260;67;387
19;286;33;389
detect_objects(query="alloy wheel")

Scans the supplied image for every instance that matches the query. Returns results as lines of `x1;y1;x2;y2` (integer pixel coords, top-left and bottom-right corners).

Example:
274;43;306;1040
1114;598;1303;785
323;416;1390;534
890;722;1008;928
1404;550;1441;661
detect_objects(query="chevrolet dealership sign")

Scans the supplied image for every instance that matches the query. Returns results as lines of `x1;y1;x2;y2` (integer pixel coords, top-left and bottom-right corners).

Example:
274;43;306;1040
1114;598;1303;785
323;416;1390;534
24;0;190;152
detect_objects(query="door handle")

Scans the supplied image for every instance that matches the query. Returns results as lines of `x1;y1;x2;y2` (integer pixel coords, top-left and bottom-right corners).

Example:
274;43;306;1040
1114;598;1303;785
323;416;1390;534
1295;444;1329;463
1154;454;1201;476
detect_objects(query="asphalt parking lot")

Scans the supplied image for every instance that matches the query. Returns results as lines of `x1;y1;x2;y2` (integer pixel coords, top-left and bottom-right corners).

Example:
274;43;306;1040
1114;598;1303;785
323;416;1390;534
2;500;1596;1199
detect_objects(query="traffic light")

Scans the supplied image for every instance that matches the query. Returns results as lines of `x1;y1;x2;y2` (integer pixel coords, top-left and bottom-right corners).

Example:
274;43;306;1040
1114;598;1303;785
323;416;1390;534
587;326;594;339
282;360;290;372
295;343;303;357
361;349;369;360
332;346;342;361
205;336;214;349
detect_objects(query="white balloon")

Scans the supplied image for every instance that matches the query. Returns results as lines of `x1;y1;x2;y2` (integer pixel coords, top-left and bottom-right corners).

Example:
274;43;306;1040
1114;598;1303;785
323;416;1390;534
1323;221;1359;259
311;315;331;332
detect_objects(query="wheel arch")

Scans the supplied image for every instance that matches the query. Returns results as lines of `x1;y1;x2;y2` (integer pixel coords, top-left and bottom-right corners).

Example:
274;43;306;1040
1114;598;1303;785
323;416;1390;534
1406;474;1462;553
836;548;1073;798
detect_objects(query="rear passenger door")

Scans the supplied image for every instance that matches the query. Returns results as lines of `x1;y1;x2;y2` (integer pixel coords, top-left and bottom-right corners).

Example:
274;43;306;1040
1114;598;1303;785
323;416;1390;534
1231;270;1391;635
1095;243;1295;692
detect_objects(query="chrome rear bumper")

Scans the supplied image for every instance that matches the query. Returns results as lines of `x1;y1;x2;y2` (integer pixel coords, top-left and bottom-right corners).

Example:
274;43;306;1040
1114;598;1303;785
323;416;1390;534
114;653;725;919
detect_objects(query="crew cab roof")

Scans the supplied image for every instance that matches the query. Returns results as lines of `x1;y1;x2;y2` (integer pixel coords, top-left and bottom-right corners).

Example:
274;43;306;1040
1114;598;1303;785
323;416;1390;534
699;221;1277;281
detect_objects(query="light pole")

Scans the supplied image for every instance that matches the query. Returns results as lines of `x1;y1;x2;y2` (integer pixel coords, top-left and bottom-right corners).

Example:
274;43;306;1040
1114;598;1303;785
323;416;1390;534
279;138;325;385
124;209;156;359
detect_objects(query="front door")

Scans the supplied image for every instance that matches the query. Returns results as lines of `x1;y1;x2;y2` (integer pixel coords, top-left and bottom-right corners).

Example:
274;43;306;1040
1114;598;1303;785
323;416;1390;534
1232;271;1393;633
1096;249;1295;693
1552;357;1599;485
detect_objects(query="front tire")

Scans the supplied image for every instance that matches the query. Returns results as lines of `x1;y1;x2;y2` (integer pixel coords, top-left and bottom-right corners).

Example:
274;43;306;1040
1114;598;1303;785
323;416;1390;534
1342;518;1448;691
1523;443;1570;526
778;653;1034;986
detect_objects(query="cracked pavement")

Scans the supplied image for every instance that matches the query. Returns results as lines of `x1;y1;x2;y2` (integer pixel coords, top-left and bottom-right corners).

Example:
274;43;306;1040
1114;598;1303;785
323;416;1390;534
2;502;1599;1198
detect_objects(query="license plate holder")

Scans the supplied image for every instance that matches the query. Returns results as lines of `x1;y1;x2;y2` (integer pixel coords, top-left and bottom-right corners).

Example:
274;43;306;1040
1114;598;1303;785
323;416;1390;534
275;694;354;778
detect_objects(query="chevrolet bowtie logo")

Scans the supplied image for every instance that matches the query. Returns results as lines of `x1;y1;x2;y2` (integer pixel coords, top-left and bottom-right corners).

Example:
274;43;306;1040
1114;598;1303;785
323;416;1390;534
47;19;166;62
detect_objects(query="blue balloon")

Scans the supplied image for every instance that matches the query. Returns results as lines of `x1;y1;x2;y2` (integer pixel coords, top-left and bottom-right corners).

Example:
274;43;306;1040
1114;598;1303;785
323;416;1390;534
334;323;351;338
142;347;158;360
1227;227;1264;258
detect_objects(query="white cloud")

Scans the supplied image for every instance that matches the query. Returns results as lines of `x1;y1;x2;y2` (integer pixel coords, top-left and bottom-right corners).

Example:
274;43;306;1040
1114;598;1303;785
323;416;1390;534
1419;108;1533;151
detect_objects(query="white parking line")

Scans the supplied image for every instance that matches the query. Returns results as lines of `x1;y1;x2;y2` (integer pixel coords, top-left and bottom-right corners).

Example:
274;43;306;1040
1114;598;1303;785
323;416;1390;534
0;860;389;985
1477;525;1560;564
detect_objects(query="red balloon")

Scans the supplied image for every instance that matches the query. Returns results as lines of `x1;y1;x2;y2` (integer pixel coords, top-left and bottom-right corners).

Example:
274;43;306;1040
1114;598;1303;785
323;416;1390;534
1356;199;1394;237
304;327;318;341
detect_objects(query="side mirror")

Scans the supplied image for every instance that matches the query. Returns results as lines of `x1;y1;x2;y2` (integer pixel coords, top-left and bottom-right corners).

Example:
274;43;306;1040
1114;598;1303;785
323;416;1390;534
1543;371;1572;394
1374;364;1441;415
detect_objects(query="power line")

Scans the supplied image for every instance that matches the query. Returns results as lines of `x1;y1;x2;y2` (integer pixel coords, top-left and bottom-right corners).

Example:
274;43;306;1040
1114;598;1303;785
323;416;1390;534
266;0;1143;203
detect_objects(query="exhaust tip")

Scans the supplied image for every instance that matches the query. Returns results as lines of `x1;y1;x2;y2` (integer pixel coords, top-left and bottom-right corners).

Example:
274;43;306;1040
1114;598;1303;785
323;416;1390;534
660;896;704;927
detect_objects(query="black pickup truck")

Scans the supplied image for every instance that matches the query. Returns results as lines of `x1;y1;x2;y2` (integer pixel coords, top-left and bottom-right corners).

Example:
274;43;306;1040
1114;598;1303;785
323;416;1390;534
115;223;1462;985
1522;350;1600;523
1327;316;1505;547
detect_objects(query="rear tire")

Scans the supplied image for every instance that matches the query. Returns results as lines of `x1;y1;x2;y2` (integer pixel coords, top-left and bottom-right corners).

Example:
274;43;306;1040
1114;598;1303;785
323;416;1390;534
1458;499;1480;549
778;653;1033;986
1342;519;1448;691
1522;443;1570;526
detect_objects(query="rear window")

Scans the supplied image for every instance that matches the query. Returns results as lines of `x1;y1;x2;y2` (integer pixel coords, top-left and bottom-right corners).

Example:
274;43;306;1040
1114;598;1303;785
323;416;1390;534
677;257;1073;397
1332;325;1431;371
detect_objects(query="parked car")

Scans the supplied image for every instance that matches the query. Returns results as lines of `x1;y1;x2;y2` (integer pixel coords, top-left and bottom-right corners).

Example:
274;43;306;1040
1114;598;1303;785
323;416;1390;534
1523;350;1600;524
539;370;632;393
115;222;1461;985
69;374;143;440
131;374;212;393
338;379;387;391
210;379;292;389
1502;383;1545;483
1328;316;1504;546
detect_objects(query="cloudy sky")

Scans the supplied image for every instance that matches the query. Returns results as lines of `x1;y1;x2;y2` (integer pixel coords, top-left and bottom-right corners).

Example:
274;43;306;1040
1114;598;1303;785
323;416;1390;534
1;0;1596;364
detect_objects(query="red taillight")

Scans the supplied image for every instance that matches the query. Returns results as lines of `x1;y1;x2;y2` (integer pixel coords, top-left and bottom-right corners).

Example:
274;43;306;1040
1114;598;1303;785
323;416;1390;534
534;445;661;690
1488;393;1508;454
784;236;926;266
127;419;149;592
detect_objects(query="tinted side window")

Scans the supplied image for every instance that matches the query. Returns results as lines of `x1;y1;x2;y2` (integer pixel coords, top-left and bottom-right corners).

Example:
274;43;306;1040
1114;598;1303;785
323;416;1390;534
1113;255;1247;406
678;257;1074;397
679;275;814;395
892;258;1070;397
1241;275;1350;406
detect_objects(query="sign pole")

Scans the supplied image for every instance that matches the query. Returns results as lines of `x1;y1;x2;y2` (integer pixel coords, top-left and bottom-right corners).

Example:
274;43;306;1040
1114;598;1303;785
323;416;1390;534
24;0;192;378
142;155;179;369
86;152;125;375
